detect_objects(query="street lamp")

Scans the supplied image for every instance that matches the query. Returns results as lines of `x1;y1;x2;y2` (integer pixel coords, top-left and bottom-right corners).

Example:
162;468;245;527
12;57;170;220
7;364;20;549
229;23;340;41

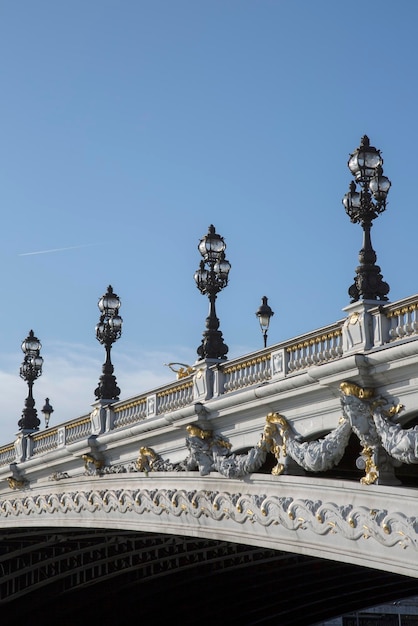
18;330;43;431
256;296;274;348
41;397;54;428
343;135;391;302
94;285;123;401
194;225;231;360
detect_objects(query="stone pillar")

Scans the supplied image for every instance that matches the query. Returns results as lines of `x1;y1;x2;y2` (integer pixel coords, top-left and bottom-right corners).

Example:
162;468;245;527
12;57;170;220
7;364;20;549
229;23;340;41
193;359;219;401
90;401;113;434
270;348;287;380
342;300;383;354
14;432;28;462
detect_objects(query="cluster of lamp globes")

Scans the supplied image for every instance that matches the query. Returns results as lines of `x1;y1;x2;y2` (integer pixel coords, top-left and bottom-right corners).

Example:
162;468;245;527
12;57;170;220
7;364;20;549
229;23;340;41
343;135;391;223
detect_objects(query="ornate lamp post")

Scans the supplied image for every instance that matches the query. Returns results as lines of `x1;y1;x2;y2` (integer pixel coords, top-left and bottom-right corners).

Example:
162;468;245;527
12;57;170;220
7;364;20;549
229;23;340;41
18;330;43;431
256;296;274;348
94;285;123;401
194;225;231;360
343;135;391;302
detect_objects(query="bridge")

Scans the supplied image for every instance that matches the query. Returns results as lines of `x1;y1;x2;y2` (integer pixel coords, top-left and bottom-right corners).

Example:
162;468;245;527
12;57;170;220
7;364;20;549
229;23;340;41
2;138;418;624
2;291;418;624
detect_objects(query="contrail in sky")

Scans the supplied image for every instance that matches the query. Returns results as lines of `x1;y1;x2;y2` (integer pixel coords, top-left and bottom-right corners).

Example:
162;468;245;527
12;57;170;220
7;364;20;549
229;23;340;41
18;243;102;257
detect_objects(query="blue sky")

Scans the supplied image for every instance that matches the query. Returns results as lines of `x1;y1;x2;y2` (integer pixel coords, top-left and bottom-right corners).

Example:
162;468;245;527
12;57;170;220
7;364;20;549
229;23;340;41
0;0;417;440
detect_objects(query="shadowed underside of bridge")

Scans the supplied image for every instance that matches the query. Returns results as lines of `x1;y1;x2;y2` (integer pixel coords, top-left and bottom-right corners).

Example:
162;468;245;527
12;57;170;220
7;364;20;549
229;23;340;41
0;528;417;625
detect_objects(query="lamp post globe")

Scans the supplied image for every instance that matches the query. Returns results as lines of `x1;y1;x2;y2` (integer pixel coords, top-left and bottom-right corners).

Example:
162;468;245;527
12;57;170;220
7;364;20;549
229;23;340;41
18;330;43;431
94;285;122;402
195;225;230;360
343;136;391;302
41;397;54;429
256;296;274;348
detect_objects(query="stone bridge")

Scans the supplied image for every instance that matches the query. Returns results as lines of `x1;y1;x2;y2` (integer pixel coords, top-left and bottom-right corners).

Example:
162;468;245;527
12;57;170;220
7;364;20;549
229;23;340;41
2;295;418;624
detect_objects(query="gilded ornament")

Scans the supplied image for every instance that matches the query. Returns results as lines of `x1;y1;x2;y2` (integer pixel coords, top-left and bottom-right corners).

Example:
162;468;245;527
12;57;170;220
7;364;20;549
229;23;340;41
7;477;27;490
136;446;159;473
340;382;374;400
165;362;195;379
186;424;212;440
82;453;104;473
263;412;287;475
349;312;360;325
114;397;146;413
360;447;378;485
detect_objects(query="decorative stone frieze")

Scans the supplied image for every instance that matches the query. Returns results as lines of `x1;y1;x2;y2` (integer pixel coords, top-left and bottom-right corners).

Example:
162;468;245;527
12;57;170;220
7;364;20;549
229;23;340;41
0;486;417;556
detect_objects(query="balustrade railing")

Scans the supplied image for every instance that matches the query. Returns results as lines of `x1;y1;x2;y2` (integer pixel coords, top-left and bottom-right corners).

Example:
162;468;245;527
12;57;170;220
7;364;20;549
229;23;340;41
113;398;147;428
1;293;418;467
220;321;344;394
222;353;272;393
111;375;194;428
64;416;92;444
31;428;59;456
0;445;16;467
287;326;343;372
156;378;194;413
385;296;418;341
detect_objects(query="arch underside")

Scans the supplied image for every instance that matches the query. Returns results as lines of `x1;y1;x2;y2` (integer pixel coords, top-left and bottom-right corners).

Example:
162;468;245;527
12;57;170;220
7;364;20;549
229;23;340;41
0;527;416;626
1;471;418;624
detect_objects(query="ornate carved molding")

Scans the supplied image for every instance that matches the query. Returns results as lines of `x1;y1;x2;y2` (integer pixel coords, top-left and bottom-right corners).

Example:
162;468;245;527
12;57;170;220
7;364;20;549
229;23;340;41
0;487;417;553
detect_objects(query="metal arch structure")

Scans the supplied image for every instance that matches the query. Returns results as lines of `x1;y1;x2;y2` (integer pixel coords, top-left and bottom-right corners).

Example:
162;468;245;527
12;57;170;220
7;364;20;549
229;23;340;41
1;527;417;626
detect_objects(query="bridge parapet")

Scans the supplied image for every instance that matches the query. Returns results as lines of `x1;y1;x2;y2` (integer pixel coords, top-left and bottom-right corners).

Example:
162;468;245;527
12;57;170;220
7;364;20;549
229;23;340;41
385;296;418;341
0;445;16;467
2;293;418;472
64;415;91;444
213;294;418;394
217;320;345;395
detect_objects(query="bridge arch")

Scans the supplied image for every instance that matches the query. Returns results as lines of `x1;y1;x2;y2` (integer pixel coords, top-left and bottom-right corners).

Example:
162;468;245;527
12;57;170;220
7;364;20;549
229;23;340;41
1;471;418;624
0;525;417;626
1;473;417;576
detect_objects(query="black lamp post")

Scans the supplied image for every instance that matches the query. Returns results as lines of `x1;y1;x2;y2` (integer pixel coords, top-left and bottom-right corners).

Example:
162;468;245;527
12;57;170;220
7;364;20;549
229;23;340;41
256;296;274;348
343;135;391;302
41;397;54;428
194;225;231;360
18;330;43;431
94;285;122;401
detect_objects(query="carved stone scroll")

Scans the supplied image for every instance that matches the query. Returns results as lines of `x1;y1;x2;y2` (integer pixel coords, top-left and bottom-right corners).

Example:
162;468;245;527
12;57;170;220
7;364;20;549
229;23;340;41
372;405;418;464
283;417;352;473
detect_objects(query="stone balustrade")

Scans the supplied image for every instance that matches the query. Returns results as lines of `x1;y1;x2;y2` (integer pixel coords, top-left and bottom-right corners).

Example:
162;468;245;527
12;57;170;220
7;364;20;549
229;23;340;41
2;293;418;467
63;416;92;444
222;353;272;393
31;428;60;456
386;297;418;341
112;397;147;429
